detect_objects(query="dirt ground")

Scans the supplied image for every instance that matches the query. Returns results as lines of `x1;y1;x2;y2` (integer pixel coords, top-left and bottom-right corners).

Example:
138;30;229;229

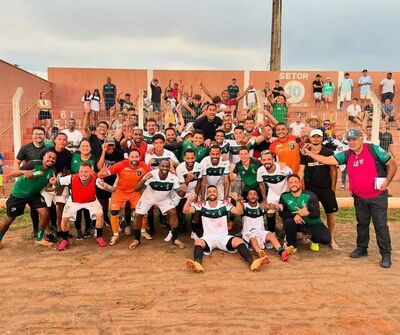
0;221;399;335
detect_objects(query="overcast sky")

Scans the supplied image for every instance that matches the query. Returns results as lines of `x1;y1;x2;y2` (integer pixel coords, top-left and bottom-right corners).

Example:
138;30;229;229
1;0;399;79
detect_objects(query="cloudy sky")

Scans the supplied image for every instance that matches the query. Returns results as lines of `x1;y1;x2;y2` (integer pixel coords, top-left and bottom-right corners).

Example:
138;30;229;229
1;0;399;79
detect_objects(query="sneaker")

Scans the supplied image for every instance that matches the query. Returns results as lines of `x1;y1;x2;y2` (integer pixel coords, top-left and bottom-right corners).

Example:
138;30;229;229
250;256;269;271
83;230;91;239
57;240;69;251
172;239;186;249
280;250;289;262
186;259;204;273
141;229;153;240
124;226;131;236
128;239;141;250
96;237;107;247
190;231;200;240
285;246;297;255
380;255;392;269
46;232;58;244
104;219;111;227
350;247;368;258
76;231;83;240
109;235;119;246
35;239;54;247
164;231;173;242
310;242;320;252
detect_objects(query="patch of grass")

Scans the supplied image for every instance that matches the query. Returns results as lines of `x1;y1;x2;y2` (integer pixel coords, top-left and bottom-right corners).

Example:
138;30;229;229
0;209;34;231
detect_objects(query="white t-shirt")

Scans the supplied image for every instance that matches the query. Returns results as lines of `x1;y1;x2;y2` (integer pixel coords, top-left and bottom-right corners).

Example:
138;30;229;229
61;129;83;152
340;78;353;93
143;169;181;201
246;89;257;105
145;149;178;169
289;122;305;137
176;162;202;197
200;156;230;187
380;78;395;94
347;104;362;117
90;95;101;112
193;201;232;235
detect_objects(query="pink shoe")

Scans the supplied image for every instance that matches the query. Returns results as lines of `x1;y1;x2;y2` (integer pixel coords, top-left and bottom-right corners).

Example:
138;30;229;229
57;240;69;251
280;250;289;262
96;237;107;247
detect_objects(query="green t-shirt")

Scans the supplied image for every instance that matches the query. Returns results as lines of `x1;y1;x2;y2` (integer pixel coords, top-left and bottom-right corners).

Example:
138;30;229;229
12;160;55;198
322;83;336;96
181;140;207;162
233;158;262;192
280;191;322;225
272;103;287;123
71;152;96;174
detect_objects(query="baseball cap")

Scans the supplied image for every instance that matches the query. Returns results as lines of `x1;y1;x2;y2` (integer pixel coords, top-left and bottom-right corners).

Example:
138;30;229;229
105;136;116;145
310;129;323;137
346;129;362;139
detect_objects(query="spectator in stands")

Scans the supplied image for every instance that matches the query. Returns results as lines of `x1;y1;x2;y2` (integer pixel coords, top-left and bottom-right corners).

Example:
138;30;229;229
381;98;400;130
143;90;152;118
0;152;4;198
62;118;83;153
379;72;395;103
150;78;162;112
168;80;180;100
90;89;101;125
358;69;372;107
245;84;258;110
339;72;353;111
117;92;135;112
81;90;91;112
268;94;288;123
103;77;117;113
322;77;336;111
312;74;324;111
227;78;240;100
347;98;363;126
164;88;177;111
271;80;284;98
379;120;394;156
37;91;52;133
181;94;203;125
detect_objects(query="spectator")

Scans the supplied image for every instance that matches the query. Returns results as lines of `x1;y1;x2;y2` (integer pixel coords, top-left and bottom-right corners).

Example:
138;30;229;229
90;89;101;125
289;114;305;137
181;94;203;125
164;88;177;111
347;98;363;126
150;78;162;112
81;90;91;112
117;92;135;112
168;80;180;100
381;98;400;130
262;82;271;98
143;90;152;117
245;84;258;110
37;91;52;132
358;69;372;106
339;72;353;111
322;77;336;111
103;77;117;112
378;121;393;155
312;74;324;111
268;94;288;123
62;118;83;153
0;152;4;198
363;99;374;121
379;72;395;103
227;78;240;100
271;80;284;98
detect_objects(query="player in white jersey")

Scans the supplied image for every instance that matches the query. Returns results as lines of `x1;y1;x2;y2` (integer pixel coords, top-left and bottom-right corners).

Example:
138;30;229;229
130;159;187;249
145;134;179;170
257;150;292;232
200;145;230;201
242;190;292;261
183;186;269;273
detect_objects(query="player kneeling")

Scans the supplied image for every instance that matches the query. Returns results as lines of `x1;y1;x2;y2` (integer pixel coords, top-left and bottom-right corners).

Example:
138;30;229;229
242;190;290;262
49;162;108;250
183;186;269;273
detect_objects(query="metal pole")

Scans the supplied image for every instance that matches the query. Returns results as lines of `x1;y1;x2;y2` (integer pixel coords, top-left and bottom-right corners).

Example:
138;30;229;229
12;87;23;156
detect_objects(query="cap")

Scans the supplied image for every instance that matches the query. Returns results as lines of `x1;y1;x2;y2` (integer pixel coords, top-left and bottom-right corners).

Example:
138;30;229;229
104;136;116;145
346;129;362;139
310;129;323;137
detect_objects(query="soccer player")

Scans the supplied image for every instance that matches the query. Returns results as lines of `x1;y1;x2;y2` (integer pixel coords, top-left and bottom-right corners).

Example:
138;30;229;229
50;162;108;250
130;159;187;249
145;134;179;169
180;130;208;162
257;150;292;232
97;149;151;245
0;150;57;248
183;186;269;273
242;190;291;261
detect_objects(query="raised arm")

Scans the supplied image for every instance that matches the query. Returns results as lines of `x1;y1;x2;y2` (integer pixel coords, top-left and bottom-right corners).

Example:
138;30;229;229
82;110;91;138
198;80;213;100
183;193;197;214
301;146;338;165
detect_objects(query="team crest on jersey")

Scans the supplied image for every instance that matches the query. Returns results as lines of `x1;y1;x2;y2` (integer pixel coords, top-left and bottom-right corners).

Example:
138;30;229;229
289;143;295;150
137;171;142;176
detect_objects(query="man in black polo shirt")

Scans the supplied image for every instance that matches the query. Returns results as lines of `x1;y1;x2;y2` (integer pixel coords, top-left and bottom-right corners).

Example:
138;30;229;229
103;77;117;113
14;126;52;237
299;128;339;250
227;78;239;100
82;110;109;159
150;78;162;112
193;104;222;143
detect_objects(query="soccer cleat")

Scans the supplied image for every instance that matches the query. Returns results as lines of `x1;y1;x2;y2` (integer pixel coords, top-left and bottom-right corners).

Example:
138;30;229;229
285;246;297;255
172;239;186;249
76;231;83;240
124;226;131;236
109;235;119;246
57;240;69;251
46;232;58;244
186;259;204;273
96;237;107;247
35;239;54;247
190;231;200;240
83;230;91;239
141;229;153;240
280;250;289;262
164;231;173;242
258;250;267;258
250;256;269;271
128;239;141;250
310;242;320;252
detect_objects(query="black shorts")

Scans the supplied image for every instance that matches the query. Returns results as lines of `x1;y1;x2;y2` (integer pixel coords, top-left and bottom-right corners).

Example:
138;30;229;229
308;187;338;214
105;99;115;110
38;110;52;120
6;194;47;218
381;92;394;103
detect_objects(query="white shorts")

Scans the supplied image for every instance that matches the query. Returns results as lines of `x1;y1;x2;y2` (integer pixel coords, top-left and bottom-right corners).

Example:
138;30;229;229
41;188;69;207
201;234;236;255
135;196;176;215
340;92;351;102
242;229;271;249
266;192;280;214
62;198;103;221
360;92;371;99
313;92;323;100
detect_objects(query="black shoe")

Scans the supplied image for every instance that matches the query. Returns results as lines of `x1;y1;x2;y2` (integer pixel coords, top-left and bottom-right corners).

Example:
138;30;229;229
46;232;58;244
380;255;392;268
83;230;91;239
76;231;83;240
350;247;368;258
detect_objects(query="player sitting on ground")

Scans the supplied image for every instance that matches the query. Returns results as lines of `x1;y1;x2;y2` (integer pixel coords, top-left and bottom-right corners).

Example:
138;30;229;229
49;162;109;250
183;186;269;273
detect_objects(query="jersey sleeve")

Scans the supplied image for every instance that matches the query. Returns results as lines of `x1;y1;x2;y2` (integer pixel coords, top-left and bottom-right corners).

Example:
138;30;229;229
173;175;182;190
144;170;156;186
223;161;230;175
108;160;125;175
372;144;391;164
256;166;263;183
232;162;240;175
58;175;72;186
200;158;208;176
284;165;293;175
334;150;347;165
144;153;152;165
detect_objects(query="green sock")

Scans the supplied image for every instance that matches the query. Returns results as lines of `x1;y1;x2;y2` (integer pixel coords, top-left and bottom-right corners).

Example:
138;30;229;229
36;228;45;241
0;231;4;240
277;247;284;255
